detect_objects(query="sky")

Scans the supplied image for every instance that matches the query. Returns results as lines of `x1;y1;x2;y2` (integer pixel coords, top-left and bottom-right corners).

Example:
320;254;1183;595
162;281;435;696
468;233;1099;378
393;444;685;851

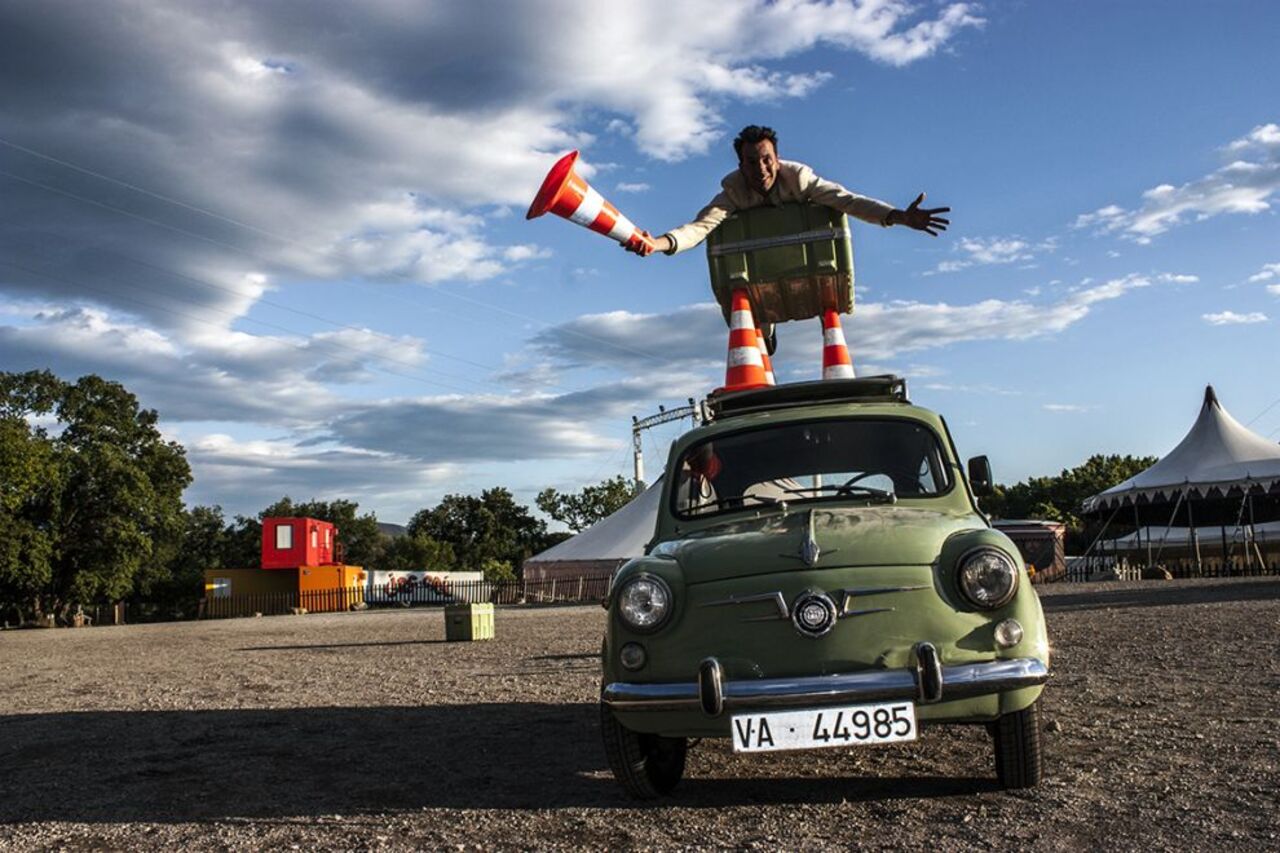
2;0;1278;526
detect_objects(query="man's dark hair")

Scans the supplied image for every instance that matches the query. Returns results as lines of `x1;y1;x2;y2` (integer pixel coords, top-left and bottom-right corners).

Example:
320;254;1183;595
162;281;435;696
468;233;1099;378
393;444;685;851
733;125;778;159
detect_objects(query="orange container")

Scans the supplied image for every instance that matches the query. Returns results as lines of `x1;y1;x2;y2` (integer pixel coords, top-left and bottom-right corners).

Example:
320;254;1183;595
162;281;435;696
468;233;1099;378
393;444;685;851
298;565;366;613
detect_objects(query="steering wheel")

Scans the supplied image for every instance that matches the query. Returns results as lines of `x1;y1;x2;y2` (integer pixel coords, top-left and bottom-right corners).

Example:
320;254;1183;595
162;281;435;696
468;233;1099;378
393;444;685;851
836;471;879;494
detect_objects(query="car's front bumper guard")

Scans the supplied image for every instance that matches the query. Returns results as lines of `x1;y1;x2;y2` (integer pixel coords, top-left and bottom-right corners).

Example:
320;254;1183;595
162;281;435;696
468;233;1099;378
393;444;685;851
602;642;1049;717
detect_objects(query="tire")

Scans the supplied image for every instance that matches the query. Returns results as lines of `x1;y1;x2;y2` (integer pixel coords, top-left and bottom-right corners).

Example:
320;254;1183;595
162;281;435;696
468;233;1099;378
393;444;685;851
600;701;687;799
992;698;1044;789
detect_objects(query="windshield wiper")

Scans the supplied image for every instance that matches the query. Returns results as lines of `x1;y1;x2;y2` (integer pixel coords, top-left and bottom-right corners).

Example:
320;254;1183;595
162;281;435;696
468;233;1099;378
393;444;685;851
779;485;897;504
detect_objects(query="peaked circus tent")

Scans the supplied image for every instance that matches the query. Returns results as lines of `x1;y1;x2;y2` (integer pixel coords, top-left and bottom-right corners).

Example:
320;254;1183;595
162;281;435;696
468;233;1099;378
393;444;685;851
1083;386;1280;524
523;478;663;580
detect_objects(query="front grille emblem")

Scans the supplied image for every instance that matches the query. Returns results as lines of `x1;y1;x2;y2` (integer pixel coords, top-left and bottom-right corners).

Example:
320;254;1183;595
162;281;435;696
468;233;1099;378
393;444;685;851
791;591;837;638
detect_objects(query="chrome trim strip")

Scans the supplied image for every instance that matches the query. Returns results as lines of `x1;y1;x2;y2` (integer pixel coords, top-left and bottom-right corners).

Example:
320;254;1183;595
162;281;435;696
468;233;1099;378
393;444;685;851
708;227;851;256
700;591;789;621
602;657;1048;713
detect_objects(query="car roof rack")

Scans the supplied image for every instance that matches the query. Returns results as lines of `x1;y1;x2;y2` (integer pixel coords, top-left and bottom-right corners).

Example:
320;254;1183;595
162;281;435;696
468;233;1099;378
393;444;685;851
702;375;909;422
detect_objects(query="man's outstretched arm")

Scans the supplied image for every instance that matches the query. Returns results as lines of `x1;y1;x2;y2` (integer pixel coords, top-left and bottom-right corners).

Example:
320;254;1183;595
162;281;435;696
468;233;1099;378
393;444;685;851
623;191;734;257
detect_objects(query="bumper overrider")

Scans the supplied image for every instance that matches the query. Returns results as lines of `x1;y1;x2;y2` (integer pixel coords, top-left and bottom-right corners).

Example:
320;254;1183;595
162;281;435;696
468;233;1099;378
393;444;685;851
602;642;1049;717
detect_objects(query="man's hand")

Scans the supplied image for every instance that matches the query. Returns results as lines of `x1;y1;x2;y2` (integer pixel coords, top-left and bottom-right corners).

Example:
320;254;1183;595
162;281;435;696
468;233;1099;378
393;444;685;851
889;193;950;236
622;231;672;256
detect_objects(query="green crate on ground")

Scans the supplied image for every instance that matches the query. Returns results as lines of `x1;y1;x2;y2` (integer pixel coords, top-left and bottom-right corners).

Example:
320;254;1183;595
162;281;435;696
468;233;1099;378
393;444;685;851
445;602;495;641
706;203;854;325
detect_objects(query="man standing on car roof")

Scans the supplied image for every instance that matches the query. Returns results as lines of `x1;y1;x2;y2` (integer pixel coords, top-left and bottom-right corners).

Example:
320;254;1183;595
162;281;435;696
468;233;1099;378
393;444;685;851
626;125;950;257
623;125;949;353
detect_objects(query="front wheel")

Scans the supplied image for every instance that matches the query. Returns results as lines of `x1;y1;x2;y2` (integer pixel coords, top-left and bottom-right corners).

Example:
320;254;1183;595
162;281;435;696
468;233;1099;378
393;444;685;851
991;698;1044;789
600;702;687;799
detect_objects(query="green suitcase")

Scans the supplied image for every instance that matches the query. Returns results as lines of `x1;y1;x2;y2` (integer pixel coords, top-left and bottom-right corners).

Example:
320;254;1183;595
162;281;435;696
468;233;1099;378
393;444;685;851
705;203;854;325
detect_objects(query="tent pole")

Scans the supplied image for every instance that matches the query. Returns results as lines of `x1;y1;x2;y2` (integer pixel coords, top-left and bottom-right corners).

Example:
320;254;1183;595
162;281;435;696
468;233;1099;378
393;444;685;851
1080;504;1122;564
1134;503;1150;570
1221;524;1229;576
1187;497;1202;575
1153;490;1185;564
1247;492;1265;572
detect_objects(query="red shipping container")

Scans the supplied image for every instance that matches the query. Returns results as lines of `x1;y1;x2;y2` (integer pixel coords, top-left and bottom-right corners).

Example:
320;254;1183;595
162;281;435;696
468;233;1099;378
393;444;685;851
261;517;337;569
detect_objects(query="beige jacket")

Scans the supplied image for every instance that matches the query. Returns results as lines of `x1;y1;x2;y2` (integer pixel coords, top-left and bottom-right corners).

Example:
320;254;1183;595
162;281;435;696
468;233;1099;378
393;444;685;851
664;159;896;254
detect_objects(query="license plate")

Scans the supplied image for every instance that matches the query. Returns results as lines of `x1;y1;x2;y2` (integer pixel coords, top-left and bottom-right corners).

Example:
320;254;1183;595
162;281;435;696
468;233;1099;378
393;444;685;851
731;701;917;753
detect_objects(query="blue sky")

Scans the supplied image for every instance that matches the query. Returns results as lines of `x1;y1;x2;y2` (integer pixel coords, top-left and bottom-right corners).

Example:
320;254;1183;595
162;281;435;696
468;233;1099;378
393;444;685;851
2;1;1278;524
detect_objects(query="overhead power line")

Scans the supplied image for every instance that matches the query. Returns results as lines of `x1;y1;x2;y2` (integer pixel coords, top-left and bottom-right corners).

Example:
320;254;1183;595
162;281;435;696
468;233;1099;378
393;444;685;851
0;135;669;365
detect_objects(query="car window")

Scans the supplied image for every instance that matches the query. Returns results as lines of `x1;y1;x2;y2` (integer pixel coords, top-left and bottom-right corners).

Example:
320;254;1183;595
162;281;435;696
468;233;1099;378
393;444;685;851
673;418;951;518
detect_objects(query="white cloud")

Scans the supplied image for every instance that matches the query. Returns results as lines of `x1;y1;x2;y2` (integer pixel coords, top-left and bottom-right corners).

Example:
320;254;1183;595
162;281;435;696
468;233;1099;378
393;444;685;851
1267;284;1280;297
927;235;1056;274
1248;262;1280;283
1042;403;1092;413
532;272;1179;367
1202;311;1268;326
184;433;461;521
1074;123;1280;243
0;0;987;518
615;182;651;193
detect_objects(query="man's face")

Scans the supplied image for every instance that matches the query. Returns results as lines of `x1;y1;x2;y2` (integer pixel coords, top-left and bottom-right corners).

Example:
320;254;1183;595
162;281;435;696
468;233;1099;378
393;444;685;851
738;139;778;195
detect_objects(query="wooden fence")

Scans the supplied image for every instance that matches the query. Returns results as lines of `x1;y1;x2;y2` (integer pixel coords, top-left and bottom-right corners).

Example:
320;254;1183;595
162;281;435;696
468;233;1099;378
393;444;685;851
198;576;613;620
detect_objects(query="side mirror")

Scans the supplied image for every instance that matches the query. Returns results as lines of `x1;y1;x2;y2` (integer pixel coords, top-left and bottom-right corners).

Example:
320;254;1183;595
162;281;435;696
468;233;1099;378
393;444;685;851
967;455;993;497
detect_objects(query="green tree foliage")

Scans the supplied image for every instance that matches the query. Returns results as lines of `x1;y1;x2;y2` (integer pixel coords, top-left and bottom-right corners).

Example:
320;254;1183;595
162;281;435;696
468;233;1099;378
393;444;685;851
408;488;549;574
479;557;516;583
379;533;456;574
0;371;191;621
984;453;1159;530
536;475;643;533
0;415;60;623
160;505;234;601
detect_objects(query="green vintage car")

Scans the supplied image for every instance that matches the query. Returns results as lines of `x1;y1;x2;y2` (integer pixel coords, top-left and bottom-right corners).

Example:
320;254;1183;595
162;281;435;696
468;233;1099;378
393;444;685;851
600;376;1050;798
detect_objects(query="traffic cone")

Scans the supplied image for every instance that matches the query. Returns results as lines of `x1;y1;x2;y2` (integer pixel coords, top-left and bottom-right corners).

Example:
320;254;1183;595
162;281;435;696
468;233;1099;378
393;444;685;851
756;328;776;386
821;310;856;379
719;289;770;392
526;150;656;253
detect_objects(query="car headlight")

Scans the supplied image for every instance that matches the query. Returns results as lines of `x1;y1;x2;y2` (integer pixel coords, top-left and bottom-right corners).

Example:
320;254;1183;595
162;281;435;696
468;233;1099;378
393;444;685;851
615;575;673;632
957;547;1018;609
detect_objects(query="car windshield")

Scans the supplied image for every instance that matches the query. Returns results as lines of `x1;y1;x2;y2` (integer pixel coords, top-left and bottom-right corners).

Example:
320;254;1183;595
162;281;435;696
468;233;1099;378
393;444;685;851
672;418;952;518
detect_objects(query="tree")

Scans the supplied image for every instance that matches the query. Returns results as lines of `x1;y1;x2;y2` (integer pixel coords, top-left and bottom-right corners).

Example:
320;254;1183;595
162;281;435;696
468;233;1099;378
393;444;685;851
985;453;1159;531
479;558;516;583
0;371;192;621
408;488;549;574
379;533;455;574
160;505;234;602
536;475;643;533
0;415;60;624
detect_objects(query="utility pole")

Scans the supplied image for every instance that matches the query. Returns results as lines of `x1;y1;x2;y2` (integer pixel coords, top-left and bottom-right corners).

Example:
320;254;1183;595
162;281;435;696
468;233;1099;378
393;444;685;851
631;399;699;486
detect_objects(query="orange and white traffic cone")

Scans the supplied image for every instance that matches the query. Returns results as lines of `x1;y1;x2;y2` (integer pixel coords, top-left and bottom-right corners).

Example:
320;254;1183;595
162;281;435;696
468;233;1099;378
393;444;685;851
821;310;856;379
719;289;770;392
526;150;656;253
756;328;776;386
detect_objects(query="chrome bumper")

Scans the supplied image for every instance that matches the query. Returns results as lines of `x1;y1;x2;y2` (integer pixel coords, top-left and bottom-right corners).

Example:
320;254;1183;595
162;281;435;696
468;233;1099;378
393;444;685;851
602;644;1048;717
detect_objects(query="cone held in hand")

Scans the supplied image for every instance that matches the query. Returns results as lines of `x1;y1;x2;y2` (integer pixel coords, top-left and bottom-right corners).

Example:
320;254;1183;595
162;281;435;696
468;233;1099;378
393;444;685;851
821;310;855;379
526;150;655;253
720;290;770;392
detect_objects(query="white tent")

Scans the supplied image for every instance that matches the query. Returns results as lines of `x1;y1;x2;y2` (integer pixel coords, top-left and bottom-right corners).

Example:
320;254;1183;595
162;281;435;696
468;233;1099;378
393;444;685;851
523;478;663;580
1083;386;1280;517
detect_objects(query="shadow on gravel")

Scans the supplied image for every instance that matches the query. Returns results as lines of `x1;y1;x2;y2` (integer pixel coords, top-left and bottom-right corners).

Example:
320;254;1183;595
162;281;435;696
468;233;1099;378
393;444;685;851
237;639;449;651
1040;578;1280;613
0;703;995;822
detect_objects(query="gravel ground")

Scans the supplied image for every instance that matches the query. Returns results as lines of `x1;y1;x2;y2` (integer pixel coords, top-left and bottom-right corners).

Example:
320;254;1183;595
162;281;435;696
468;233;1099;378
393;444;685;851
2;577;1278;851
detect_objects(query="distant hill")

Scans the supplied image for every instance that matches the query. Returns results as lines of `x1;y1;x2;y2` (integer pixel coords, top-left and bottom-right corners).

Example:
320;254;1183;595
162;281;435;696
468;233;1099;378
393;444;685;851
377;522;407;539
